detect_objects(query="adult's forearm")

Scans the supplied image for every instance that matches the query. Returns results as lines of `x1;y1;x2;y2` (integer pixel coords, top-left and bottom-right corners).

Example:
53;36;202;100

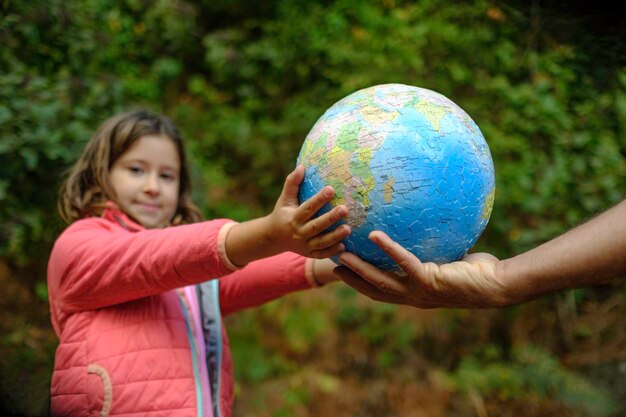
500;199;626;303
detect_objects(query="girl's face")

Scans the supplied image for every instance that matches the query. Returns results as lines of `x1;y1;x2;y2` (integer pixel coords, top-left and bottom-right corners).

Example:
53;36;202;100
108;135;181;229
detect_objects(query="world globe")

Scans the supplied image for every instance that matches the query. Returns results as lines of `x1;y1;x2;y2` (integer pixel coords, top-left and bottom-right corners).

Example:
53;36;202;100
297;83;495;271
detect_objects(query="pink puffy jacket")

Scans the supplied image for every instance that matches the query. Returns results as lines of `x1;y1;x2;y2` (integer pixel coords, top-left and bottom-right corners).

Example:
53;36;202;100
47;206;317;417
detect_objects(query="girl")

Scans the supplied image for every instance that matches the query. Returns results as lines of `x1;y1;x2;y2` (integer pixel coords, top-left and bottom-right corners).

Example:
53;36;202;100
47;110;350;417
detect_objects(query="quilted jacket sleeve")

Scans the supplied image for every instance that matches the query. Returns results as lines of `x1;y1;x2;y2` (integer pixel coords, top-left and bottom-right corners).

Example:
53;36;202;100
48;216;236;315
218;252;316;316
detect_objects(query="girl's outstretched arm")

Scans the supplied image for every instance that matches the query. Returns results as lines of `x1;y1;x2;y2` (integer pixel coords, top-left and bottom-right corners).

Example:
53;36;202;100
218;257;339;316
47;217;238;314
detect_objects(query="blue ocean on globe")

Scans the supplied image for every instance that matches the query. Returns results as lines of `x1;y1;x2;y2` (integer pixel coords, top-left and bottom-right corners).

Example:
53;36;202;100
297;83;495;271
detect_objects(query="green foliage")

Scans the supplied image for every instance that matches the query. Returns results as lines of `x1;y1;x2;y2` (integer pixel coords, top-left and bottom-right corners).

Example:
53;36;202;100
0;341;53;416
449;344;618;416
0;70;95;264
2;0;624;262
226;312;291;383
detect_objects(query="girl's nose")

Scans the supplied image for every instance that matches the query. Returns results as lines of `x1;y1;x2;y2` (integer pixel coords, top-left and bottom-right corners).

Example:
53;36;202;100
143;173;160;195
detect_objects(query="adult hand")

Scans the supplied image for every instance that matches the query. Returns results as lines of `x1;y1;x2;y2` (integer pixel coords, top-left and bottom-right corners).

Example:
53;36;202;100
335;200;626;309
335;231;512;308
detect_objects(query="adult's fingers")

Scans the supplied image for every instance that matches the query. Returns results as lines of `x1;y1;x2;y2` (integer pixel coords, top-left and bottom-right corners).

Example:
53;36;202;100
338;252;411;295
334;266;414;306
368;231;424;278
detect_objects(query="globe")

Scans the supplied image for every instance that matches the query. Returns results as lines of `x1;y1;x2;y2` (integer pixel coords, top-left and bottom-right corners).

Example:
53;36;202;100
297;83;495;271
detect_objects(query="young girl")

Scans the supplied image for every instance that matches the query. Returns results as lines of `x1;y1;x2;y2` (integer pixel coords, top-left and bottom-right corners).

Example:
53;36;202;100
47;110;350;417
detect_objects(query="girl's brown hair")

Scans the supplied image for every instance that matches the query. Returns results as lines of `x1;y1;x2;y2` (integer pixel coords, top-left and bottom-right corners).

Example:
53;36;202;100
59;109;203;225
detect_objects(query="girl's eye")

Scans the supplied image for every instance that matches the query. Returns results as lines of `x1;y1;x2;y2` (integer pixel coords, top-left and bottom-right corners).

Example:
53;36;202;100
161;173;177;181
128;166;144;175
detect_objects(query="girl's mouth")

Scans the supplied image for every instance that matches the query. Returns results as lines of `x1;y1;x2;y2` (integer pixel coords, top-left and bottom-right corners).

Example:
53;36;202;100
137;202;160;212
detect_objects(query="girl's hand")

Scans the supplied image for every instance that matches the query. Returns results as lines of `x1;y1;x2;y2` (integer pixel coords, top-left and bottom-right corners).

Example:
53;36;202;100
225;166;350;267
267;165;351;258
335;231;510;308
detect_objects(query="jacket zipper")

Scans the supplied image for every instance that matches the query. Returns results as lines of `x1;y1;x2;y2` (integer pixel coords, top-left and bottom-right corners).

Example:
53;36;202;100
211;281;223;417
177;292;204;417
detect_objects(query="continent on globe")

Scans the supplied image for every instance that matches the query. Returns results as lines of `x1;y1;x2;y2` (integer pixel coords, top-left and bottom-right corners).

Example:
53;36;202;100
297;83;495;271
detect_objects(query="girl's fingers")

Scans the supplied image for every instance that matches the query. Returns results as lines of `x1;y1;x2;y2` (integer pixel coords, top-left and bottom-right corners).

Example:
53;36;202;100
308;242;345;259
276;165;305;207
294;186;337;223
300;204;348;237
308;224;351;250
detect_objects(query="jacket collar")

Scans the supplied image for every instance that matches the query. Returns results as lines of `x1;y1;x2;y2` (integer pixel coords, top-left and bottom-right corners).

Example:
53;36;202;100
102;201;145;232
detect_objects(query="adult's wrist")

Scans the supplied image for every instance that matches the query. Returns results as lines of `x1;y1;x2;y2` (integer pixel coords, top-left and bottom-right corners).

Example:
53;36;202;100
496;256;544;306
